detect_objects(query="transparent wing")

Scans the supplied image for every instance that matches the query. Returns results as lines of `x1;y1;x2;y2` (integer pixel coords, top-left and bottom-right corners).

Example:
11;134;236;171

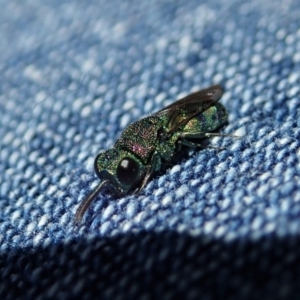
154;85;224;133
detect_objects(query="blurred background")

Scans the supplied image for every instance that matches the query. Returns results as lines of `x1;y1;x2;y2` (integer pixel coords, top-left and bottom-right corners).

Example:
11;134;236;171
1;0;300;299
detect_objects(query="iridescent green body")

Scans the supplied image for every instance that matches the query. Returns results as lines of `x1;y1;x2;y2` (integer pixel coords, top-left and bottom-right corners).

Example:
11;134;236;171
115;104;227;162
74;85;228;224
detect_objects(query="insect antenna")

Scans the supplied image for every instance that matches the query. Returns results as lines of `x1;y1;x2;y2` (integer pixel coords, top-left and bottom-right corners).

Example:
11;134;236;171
74;180;109;225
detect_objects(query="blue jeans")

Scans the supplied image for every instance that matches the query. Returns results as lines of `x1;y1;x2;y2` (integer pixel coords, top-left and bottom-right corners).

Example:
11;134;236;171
1;0;300;298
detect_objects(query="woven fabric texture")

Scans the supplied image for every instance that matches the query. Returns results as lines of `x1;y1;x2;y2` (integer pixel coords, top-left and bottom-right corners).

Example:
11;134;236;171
1;0;300;299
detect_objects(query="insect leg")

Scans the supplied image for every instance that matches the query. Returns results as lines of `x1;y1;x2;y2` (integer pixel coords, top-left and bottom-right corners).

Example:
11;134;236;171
179;139;205;148
137;151;161;193
180;138;227;151
179;132;206;139
203;132;240;138
180;132;240;139
179;132;235;150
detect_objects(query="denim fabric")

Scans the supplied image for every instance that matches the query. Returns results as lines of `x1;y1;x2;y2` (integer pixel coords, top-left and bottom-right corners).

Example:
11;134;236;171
1;0;300;299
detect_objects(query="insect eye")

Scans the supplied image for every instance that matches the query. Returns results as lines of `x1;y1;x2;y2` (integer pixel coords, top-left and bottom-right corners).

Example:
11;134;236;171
117;157;140;186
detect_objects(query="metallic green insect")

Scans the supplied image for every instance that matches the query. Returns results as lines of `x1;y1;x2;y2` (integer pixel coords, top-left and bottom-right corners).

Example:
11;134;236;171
74;85;228;224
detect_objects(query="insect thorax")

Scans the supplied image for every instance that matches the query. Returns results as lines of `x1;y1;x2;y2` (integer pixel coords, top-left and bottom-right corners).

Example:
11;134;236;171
114;116;164;163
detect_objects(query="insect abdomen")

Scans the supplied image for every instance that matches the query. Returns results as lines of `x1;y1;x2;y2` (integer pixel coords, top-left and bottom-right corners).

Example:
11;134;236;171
183;103;228;133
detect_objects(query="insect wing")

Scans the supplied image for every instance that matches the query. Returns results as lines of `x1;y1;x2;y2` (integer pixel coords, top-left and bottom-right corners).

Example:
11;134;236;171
155;85;223;133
